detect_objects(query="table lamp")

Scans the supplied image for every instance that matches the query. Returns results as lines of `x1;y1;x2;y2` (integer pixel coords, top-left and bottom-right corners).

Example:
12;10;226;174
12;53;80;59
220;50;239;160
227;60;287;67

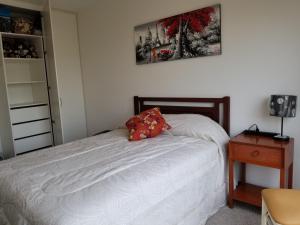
269;95;297;141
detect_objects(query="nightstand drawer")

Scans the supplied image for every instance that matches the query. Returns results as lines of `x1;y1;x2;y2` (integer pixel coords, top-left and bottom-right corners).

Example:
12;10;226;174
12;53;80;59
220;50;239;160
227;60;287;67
230;144;282;168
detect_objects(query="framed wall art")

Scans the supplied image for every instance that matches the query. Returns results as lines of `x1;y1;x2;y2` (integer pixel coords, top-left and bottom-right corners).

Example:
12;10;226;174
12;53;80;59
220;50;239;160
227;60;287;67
135;4;221;65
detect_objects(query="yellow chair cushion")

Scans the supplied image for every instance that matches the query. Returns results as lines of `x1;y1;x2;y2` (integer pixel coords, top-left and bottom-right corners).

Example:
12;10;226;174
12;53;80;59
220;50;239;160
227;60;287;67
262;189;300;225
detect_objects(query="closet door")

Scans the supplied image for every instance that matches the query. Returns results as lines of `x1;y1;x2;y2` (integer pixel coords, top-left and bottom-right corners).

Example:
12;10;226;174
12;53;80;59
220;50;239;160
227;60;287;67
51;10;87;143
42;0;63;145
0;139;3;158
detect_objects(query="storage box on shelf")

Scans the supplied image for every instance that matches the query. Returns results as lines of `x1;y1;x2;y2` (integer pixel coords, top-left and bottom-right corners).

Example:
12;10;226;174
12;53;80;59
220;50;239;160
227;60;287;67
2;33;43;59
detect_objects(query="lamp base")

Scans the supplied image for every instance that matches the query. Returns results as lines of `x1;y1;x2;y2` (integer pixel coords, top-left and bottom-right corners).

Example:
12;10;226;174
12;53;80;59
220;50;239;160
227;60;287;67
273;134;290;141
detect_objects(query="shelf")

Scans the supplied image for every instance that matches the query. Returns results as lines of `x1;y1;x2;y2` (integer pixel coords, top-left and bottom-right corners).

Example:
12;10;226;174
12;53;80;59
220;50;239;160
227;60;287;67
7;81;46;85
1;32;42;39
232;183;265;207
10;102;48;109
4;58;44;62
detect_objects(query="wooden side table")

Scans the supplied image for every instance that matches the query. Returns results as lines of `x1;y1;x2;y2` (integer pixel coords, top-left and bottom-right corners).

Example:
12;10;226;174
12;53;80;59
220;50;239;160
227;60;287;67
228;133;294;208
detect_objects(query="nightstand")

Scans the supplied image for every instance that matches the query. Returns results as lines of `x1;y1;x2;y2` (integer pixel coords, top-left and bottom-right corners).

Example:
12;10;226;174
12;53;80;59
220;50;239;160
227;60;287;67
228;133;294;208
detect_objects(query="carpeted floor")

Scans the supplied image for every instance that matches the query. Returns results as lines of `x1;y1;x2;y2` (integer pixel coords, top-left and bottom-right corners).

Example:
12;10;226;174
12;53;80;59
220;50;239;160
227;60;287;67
206;203;261;225
0;203;261;225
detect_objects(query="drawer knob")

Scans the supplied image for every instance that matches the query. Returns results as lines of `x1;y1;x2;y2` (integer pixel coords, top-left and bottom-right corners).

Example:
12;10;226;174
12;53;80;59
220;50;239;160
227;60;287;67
251;150;260;157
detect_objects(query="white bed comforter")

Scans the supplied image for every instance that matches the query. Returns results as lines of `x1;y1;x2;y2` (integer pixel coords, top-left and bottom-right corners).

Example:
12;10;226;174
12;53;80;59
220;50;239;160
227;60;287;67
0;129;227;225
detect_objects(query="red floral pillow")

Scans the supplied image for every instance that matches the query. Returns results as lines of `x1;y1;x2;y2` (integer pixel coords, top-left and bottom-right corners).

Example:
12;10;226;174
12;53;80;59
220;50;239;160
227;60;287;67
126;107;171;141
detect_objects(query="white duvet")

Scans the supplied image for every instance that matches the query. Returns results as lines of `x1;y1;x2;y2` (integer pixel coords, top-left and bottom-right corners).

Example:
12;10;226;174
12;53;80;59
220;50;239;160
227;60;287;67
0;118;229;225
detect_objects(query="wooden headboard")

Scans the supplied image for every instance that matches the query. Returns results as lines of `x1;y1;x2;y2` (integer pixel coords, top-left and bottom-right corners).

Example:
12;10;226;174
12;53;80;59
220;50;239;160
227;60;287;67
134;96;230;135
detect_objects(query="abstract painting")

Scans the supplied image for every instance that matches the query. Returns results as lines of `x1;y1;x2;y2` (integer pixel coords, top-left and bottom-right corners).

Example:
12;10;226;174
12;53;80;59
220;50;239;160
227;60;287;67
135;4;221;65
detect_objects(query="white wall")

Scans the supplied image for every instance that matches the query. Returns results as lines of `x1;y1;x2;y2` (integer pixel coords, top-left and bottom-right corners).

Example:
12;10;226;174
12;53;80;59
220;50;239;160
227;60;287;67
77;0;300;187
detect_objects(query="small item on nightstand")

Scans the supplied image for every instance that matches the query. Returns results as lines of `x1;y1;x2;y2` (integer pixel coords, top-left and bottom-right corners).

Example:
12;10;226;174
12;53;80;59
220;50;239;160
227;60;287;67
243;124;278;137
269;95;297;141
243;130;278;137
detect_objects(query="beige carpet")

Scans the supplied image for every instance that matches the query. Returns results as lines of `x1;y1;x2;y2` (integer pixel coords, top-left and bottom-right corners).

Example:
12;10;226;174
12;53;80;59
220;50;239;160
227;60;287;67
206;203;261;225
0;203;261;225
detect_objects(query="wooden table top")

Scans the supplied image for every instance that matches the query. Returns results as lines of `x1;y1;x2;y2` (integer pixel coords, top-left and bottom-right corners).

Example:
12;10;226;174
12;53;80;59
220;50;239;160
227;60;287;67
230;133;293;149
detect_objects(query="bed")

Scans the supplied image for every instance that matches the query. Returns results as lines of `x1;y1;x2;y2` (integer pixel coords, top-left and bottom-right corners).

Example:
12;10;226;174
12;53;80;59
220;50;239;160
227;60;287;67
0;96;230;225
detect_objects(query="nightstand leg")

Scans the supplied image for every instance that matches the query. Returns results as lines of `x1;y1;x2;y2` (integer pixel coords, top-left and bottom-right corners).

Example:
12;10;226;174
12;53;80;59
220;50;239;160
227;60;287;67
280;168;286;188
240;163;246;184
288;163;293;189
228;159;234;208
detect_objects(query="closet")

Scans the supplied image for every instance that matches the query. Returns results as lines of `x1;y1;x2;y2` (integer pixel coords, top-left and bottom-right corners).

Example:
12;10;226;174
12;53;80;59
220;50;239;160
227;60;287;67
0;1;87;159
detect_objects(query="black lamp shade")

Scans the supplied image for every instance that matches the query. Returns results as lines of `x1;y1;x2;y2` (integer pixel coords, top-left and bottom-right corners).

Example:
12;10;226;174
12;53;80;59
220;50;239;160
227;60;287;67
270;95;297;118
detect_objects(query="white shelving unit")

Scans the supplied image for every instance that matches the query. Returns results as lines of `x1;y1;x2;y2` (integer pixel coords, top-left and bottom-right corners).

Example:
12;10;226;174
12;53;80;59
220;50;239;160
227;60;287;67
0;2;87;159
0;8;53;157
4;58;44;62
7;81;46;85
1;32;43;39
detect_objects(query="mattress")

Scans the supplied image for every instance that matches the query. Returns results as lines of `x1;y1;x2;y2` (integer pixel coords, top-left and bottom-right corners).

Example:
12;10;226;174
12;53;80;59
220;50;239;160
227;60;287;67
0;129;227;225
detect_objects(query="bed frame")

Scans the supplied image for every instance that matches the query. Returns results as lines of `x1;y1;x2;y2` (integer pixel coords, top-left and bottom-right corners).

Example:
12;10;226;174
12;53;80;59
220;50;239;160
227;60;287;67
134;96;230;135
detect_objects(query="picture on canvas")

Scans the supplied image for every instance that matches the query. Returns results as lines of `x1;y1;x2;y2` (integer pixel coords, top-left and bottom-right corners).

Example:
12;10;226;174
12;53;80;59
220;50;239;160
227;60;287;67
135;4;221;64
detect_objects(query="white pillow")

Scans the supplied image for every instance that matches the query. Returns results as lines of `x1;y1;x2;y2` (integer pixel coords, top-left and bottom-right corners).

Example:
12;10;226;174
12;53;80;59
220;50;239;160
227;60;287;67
163;114;229;146
163;114;229;188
